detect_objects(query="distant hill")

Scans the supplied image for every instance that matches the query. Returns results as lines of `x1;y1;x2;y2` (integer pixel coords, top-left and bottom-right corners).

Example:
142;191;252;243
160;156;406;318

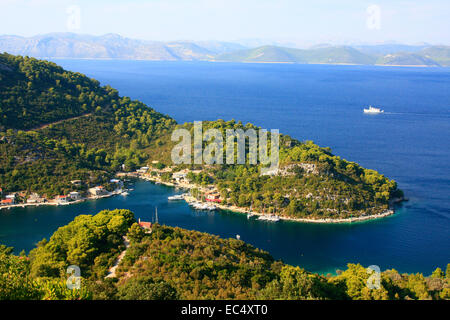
419;46;450;66
0;33;243;61
215;45;376;65
0;33;448;66
377;52;441;66
355;44;429;56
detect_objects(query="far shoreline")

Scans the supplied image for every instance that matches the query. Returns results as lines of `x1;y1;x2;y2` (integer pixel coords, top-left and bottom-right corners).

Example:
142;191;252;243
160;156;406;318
48;57;449;69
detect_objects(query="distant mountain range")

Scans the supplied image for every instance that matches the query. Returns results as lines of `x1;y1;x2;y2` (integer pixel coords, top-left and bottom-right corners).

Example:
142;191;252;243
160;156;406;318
0;33;246;61
1;33;449;67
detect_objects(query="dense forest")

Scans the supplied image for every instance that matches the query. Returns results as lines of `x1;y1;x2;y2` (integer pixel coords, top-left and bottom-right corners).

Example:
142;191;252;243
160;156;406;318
0;53;175;197
0;209;448;300
159;120;403;219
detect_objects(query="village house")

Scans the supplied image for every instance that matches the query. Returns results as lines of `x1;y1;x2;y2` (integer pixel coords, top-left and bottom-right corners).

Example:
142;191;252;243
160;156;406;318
172;171;188;183
137;167;149;174
205;192;222;203
27;193;45;204
69;191;82;201
110;179;124;188
88;186;109;197
138;218;152;233
1;198;13;206
55;195;69;204
5;194;16;204
117;171;139;178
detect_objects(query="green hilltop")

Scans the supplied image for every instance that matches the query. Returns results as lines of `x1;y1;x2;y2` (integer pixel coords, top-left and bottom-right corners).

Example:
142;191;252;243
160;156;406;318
215;45;376;65
419;46;450;66
215;44;450;67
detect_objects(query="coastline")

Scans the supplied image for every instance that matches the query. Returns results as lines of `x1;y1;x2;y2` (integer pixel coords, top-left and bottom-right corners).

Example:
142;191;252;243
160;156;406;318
1;173;400;224
50;57;447;68
0;190;122;211
139;174;399;224
213;199;395;224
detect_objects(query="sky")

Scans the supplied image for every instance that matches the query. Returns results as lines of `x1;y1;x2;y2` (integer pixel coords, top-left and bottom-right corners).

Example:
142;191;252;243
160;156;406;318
0;0;449;46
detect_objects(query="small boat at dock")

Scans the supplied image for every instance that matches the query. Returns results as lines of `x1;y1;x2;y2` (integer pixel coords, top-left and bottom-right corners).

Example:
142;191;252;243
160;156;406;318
258;214;280;222
168;194;184;201
189;201;216;211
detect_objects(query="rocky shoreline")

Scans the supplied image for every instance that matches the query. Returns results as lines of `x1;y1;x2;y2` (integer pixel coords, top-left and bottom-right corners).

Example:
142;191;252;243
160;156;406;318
140;174;401;224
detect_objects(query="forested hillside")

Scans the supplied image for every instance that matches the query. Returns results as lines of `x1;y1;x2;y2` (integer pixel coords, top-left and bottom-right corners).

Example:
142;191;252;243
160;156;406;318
0;54;401;219
158;120;403;219
0;53;175;196
1;209;448;300
0;53;106;130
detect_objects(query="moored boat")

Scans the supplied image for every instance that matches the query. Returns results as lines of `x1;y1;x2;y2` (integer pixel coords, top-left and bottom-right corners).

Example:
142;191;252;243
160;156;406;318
168;194;184;200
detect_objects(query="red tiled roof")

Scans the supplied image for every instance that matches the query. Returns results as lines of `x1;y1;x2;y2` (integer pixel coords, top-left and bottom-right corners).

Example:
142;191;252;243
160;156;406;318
139;221;152;229
1;199;13;204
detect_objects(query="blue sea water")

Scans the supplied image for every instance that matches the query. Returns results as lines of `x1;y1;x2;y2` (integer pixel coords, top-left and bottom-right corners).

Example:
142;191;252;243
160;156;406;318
1;60;449;275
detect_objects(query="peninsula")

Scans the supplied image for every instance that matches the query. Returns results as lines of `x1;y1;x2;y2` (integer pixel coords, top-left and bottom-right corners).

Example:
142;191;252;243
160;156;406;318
0;53;404;222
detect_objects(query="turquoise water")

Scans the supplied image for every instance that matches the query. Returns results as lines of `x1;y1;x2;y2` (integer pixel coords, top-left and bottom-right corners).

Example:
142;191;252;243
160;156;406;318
1;61;449;275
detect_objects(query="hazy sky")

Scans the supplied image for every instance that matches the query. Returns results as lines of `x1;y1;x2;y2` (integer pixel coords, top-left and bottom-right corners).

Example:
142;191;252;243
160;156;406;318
1;0;449;46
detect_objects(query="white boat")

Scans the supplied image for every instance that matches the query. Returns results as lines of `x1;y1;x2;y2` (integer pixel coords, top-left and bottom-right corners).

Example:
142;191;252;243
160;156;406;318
363;106;384;114
205;204;216;211
190;201;216;211
168;194;184;201
258;214;280;222
121;191;129;196
190;202;203;209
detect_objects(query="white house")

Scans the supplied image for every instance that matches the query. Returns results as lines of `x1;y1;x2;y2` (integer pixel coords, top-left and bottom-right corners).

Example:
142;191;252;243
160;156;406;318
172;171;188;183
55;195;69;204
88;186;108;196
137;167;149;174
27;193;44;203
69;191;82;201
